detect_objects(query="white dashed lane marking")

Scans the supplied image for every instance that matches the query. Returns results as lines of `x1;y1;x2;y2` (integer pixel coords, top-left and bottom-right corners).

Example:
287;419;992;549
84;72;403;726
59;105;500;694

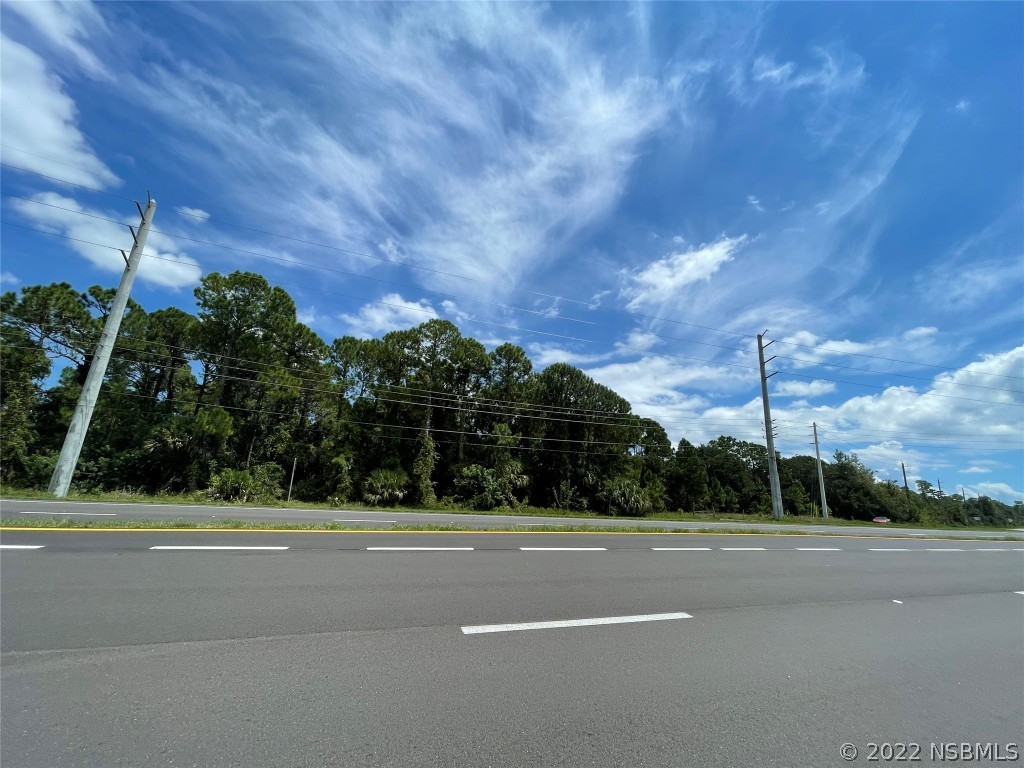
0;544;45;550
149;546;289;551
366;547;474;551
462;611;692;635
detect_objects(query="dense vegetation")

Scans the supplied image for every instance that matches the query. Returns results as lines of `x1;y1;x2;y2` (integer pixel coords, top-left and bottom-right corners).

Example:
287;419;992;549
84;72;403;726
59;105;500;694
2;273;1018;527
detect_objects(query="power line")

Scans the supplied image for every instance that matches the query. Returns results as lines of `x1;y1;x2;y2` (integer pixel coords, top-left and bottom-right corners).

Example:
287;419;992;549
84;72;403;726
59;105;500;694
1;322;771;432
3;195;767;363
772;338;1024;382
98;344;772;435
1;160;756;338
7;155;1023;386
11;215;1021;407
9;196;1023;398
0;161;135;202
3;220;767;378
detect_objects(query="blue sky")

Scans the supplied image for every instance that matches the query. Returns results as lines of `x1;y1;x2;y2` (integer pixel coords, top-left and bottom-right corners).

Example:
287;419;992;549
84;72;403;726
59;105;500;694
2;1;1022;502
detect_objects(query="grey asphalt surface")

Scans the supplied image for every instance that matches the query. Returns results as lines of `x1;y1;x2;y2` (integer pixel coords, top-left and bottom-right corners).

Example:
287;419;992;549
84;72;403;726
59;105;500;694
3;497;1021;539
2;531;1022;768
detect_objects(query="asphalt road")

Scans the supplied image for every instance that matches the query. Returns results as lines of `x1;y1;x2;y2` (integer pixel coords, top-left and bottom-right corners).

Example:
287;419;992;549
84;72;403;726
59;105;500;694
3;497;1020;539
2;529;1022;768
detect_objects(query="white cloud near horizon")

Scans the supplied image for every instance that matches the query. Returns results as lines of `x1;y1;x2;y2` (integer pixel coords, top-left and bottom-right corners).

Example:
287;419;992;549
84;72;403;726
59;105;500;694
973;482;1023;502
0;272;20;286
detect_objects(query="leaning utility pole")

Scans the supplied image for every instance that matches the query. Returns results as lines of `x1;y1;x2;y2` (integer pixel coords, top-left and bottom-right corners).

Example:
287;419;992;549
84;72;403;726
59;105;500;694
812;422;829;518
757;332;784;520
48;196;157;497
901;461;910;500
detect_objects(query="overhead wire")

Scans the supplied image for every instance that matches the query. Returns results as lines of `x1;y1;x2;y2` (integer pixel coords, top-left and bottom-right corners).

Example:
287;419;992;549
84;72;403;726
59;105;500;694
7;196;1022;398
6;153;1023;383
2;219;768;378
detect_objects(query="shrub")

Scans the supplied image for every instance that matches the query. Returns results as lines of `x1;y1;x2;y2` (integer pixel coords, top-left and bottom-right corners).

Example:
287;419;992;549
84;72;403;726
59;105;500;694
600;477;652;517
207;463;283;503
362;468;408;506
552;479;588;511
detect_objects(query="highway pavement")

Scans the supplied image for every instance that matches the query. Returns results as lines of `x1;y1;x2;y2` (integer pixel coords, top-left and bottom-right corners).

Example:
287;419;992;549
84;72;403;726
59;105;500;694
3;497;1020;539
2;529;1022;767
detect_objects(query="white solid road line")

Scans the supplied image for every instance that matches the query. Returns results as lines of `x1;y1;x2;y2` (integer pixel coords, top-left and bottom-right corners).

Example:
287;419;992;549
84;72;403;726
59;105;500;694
462;611;692;635
651;547;712;551
149;546;289;551
519;547;607;551
796;547;842;551
720;547;766;551
0;544;45;549
366;547;474;551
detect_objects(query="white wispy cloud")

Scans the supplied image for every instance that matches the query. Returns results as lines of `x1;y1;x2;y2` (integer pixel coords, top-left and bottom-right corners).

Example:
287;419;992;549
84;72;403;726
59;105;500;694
747;195;765;212
0;272;20;286
621;234;748;311
526;343;615;368
8;192;202;289
914;209;1024;314
174;206;211;222
339;293;437;338
953;99;970;114
616;330;661;353
961;466;990;474
440;299;470;323
3;0;110;78
749;47;865;96
115;3;668;297
0;33;117;188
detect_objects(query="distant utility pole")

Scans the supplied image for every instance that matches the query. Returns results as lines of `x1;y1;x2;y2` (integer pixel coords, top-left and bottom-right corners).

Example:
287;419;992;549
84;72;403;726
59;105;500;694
48;196;157;497
961;486;967;503
812;422;829;519
937;478;943;496
757;332;784;520
901;461;910;500
287;457;298;502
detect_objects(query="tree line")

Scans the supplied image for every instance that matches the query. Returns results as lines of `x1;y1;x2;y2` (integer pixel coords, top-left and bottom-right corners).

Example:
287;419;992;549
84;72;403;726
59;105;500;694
1;272;1017;526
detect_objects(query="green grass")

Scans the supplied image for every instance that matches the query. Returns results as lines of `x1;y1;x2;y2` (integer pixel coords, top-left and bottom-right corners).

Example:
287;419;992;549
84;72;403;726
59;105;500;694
3;518;1021;540
0;517;749;534
1;485;1018;533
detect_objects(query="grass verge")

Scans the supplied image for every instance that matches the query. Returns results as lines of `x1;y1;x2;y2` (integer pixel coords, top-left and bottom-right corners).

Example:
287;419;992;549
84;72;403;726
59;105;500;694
2;518;1021;540
2;487;1017;533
